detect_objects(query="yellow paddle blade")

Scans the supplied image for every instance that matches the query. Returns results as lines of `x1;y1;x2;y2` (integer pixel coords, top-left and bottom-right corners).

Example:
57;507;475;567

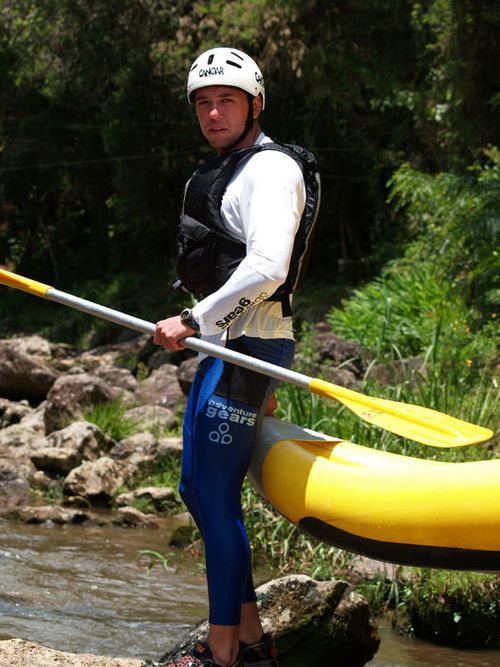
0;268;51;297
309;378;493;448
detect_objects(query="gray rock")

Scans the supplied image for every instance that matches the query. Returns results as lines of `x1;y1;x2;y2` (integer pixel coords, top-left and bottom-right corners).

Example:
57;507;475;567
31;447;83;475
154;436;183;461
0;424;48;456
115;486;179;513
113;505;160;528
93;364;139;394
63;456;128;504
123;405;177;432
0;344;58;402
48;420;115;459
31;421;115;476
19;401;47;432
0;398;33;428
0;422;53;503
44;373;119;433
177;357;198;396
165;575;379;667
135;363;184;408
2;334;53;359
0;458;34;506
318;366;360;389
7;505;90;524
308;326;371;379
78;335;148;371
109;431;158;464
0;638;140;666
147;349;174;370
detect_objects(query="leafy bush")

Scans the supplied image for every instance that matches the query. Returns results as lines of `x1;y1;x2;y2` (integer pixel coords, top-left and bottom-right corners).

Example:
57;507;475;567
388;148;500;318
328;149;499;360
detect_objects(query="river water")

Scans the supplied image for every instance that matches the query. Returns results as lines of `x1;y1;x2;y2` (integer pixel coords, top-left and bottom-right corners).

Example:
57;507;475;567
1;518;498;665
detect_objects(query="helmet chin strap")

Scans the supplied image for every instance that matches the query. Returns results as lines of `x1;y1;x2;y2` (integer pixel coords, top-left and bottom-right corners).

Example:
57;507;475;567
225;94;255;151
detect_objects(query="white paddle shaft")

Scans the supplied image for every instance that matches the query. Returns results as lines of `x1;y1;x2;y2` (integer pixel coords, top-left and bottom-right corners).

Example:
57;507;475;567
48;288;312;389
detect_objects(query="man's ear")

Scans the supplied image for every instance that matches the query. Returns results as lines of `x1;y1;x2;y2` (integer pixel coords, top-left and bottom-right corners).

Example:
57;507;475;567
252;95;263;119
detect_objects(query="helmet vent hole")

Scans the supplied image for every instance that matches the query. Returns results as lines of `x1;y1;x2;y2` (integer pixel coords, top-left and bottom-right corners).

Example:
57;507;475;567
207;54;214;65
226;59;242;69
190;64;198;72
230;51;244;61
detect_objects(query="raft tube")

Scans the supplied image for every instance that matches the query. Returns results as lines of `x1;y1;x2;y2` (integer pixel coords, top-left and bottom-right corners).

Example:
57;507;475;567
249;418;500;571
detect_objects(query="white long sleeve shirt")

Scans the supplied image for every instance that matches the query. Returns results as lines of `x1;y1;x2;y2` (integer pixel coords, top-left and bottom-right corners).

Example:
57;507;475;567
190;133;306;348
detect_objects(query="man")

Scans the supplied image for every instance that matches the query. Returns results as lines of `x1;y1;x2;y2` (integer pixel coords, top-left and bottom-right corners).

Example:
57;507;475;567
148;47;320;667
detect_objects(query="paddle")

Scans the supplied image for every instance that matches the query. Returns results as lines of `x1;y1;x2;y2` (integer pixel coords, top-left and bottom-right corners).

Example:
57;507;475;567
0;268;493;448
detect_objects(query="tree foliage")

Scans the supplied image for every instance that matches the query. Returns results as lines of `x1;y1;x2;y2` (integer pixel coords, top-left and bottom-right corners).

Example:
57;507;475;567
0;0;498;326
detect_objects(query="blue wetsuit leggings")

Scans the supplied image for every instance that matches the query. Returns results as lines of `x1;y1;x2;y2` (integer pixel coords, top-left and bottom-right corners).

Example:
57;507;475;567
180;335;294;625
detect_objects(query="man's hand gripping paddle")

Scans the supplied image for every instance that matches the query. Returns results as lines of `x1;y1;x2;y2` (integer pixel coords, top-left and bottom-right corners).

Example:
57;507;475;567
0;268;493;448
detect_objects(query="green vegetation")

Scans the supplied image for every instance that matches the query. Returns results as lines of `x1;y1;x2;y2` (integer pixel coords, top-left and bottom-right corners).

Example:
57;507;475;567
323;151;499;459
408;570;500;648
132;456;183;504
1;0;498;651
242;481;353;580
83;396;144;442
1;1;499;343
359;569;500;649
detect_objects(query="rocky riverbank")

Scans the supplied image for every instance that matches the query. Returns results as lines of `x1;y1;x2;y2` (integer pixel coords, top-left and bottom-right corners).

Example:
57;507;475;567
0;330;381;666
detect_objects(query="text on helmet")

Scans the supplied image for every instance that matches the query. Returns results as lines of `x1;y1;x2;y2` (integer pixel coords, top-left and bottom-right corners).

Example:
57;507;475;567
199;66;224;78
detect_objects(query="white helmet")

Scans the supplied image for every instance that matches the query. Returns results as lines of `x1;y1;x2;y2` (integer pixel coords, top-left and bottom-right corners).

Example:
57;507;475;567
187;47;265;109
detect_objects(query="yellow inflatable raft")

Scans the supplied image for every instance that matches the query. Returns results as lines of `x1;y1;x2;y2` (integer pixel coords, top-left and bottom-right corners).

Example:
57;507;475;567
249;418;500;571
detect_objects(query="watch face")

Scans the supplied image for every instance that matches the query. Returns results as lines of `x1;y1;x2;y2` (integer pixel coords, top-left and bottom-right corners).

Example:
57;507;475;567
181;308;199;330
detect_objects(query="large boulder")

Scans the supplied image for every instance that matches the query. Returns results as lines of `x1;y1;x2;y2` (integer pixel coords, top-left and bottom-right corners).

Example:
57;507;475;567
2;334;53;359
63;456;128;504
134;364;184;408
44;373;119;433
0;423;48;457
0;344;58;402
48;419;114;452
30;446;82;475
163;575;380;667
31;417;117;475
33;420;116;475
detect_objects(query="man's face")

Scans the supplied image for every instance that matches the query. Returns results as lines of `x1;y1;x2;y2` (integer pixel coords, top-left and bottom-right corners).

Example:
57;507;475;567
194;85;260;153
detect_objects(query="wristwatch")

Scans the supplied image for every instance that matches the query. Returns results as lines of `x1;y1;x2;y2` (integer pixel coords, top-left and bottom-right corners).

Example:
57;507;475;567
180;308;200;332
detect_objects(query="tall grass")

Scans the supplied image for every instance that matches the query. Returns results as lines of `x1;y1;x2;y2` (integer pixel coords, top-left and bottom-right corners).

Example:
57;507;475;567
83;396;144;442
241;481;354;580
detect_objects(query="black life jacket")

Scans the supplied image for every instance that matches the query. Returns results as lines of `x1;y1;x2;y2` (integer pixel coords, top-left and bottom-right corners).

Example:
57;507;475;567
174;141;321;310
